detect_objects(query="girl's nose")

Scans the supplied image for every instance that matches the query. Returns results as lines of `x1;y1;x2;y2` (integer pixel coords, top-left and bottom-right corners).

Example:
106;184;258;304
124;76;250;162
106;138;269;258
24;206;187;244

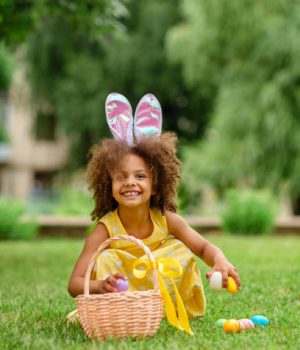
124;175;136;186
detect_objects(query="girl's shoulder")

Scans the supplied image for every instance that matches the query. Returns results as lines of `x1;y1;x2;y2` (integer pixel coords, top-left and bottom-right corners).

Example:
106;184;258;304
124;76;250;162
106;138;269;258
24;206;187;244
165;210;187;234
86;221;109;248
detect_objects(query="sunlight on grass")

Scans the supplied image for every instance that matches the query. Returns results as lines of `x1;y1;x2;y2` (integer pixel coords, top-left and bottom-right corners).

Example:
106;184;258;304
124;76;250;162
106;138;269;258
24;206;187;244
1;236;300;349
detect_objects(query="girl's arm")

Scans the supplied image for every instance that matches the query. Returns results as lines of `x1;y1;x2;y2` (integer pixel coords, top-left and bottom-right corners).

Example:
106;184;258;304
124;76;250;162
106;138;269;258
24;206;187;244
68;223;124;297
166;211;240;288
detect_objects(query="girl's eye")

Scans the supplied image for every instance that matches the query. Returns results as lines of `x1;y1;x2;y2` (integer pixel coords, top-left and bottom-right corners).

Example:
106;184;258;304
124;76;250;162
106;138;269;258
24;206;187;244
136;174;146;179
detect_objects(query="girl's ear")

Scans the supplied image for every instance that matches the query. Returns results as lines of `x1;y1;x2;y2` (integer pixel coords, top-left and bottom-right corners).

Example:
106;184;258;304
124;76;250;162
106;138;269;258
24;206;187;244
105;93;134;146
133;94;162;143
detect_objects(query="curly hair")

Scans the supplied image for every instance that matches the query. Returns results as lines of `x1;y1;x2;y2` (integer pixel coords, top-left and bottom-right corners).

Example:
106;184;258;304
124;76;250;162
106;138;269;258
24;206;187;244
86;132;181;221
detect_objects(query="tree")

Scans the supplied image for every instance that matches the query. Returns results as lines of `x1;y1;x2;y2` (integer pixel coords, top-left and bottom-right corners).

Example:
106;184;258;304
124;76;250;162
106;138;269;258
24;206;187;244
0;1;129;152
26;0;211;168
0;0;129;92
0;0;128;46
0;0;129;166
167;0;300;213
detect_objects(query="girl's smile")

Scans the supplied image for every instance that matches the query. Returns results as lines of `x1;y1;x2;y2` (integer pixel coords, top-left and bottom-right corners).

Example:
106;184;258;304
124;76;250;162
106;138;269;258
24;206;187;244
121;191;141;199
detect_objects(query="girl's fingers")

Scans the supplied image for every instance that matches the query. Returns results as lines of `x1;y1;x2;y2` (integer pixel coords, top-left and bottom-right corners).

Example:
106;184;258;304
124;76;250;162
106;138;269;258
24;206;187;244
229;269;241;288
113;273;128;280
101;274;128;293
205;272;211;281
222;271;229;288
205;270;215;281
107;275;119;285
103;281;117;293
207;265;240;289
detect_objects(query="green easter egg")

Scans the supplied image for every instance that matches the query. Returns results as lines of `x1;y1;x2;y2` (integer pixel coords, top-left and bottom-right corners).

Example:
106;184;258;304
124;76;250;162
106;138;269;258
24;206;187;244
216;319;227;327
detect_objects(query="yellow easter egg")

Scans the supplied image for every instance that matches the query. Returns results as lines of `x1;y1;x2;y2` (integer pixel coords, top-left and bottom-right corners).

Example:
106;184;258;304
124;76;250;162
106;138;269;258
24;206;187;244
223;319;240;333
227;276;238;294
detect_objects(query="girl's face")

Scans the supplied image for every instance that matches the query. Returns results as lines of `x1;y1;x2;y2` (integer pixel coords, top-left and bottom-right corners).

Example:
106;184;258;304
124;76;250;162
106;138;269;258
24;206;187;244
111;153;154;210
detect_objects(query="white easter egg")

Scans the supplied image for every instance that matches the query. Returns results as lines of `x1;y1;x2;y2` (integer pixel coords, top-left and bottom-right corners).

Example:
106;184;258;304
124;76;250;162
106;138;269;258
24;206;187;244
210;271;223;291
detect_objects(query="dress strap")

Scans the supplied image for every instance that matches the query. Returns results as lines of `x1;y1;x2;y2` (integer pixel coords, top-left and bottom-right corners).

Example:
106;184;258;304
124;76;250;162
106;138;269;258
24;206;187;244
150;208;168;236
99;210;121;238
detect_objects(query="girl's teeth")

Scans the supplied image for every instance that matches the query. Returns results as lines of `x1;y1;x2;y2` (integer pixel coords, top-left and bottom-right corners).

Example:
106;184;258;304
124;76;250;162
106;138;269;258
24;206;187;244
124;192;139;196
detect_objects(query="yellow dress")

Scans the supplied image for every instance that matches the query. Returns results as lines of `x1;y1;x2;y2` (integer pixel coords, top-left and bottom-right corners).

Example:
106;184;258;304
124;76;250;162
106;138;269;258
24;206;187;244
94;208;206;317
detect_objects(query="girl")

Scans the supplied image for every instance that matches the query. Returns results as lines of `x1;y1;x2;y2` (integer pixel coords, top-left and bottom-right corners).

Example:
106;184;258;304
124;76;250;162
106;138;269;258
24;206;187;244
68;93;240;331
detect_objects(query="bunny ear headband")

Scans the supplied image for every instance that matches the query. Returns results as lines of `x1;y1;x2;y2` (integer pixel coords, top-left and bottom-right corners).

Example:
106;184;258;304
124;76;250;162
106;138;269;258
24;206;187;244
105;93;162;146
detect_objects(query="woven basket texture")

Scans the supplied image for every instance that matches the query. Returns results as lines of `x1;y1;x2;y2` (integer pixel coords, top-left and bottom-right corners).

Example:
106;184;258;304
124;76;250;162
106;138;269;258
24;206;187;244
76;235;164;339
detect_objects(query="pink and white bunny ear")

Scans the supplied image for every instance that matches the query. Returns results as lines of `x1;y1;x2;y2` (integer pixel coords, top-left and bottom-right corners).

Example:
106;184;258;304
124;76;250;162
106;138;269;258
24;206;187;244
133;94;162;143
105;93;134;146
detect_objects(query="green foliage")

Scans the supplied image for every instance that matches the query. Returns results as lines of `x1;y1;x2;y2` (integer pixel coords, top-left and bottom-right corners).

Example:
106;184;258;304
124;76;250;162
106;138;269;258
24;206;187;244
0;198;38;239
11;219;39;240
180;142;205;211
167;0;300;205
26;186;93;217
1;1;130;166
0;0;128;46
53;187;93;216
25;0;210;168
0;0;35;46
0;125;9;142
0;43;14;89
222;189;276;235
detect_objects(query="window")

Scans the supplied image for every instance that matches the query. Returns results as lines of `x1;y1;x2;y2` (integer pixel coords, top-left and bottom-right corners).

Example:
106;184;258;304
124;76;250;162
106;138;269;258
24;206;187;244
29;171;59;213
35;111;57;141
33;171;56;196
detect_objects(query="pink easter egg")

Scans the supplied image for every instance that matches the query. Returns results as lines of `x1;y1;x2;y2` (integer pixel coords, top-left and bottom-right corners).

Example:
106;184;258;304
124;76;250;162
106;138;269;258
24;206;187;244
239;319;255;330
115;279;129;292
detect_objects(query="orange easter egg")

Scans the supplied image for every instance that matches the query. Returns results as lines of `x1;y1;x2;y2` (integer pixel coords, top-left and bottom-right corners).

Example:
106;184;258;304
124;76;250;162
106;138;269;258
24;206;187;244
227;276;238;294
223;319;240;333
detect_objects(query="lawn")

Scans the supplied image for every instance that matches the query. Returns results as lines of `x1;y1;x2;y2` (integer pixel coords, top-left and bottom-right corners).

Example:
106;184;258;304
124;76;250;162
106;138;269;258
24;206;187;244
1;235;299;350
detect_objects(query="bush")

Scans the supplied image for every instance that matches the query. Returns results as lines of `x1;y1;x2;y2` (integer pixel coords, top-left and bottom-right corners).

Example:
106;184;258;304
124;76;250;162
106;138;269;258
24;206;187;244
222;189;276;235
0;198;38;240
0;126;9;142
53;187;93;216
52;187;94;235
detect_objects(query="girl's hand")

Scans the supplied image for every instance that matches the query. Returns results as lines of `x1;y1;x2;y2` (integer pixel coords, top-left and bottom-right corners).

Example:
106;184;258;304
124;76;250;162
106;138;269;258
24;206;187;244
206;258;240;289
99;273;128;293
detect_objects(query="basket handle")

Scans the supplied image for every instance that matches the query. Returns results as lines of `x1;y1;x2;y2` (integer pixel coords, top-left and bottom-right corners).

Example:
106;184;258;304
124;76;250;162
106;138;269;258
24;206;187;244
84;234;159;296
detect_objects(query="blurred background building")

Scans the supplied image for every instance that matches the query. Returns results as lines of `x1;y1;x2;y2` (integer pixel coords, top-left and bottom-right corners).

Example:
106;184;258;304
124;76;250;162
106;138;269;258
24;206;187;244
0;67;68;200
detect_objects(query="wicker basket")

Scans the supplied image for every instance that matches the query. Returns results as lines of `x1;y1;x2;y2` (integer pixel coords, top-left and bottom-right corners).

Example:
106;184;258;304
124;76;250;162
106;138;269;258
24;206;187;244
76;234;164;339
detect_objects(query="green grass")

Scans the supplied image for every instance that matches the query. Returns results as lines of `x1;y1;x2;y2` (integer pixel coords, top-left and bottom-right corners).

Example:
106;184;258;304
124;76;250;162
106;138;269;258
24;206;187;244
1;235;300;349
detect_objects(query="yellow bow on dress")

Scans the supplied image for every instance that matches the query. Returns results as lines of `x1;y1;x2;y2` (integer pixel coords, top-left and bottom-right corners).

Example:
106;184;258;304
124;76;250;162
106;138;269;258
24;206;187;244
133;257;193;335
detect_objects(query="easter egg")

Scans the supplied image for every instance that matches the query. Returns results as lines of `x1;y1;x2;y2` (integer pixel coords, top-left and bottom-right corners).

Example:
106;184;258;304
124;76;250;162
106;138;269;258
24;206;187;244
115;279;129;292
210;271;223;291
215;319;227;327
239;319;255;330
250;315;269;326
223;319;240;333
227;276;238;294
